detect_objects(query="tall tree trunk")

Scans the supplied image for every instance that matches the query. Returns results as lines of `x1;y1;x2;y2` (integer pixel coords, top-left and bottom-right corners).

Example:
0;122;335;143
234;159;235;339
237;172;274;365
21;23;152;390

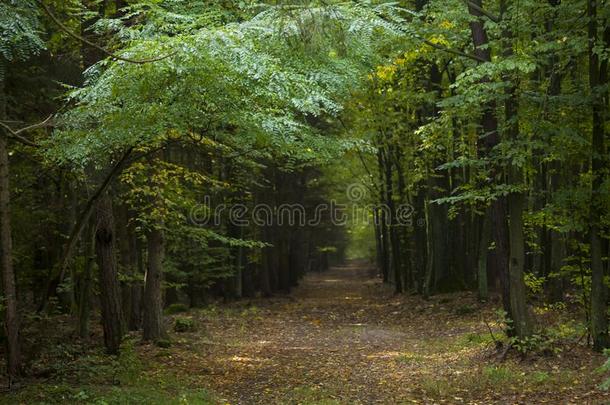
545;5;567;301
142;225;165;341
478;213;491;301
0;76;21;380
77;221;96;338
503;16;532;338
130;237;144;329
468;0;513;325
117;206;133;328
95;193;124;354
384;147;403;293
395;151;411;291
289;224;305;287
234;226;245;297
423;197;434;298
427;172;449;292
588;0;609;351
373;208;384;276
260;221;273;296
278;236;291;292
413;188;427;293
376;149;390;283
507;188;532;337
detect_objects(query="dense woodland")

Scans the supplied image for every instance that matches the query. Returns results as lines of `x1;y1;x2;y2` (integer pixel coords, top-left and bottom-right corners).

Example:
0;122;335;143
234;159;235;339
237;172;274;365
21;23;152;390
1;0;610;403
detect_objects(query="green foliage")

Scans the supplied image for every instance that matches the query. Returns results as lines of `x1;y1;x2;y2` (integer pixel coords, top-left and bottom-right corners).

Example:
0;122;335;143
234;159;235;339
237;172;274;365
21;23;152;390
156;339;172;348
510;333;561;356
524;273;545;296
481;365;519;385
599;349;610;390
165;303;189;315
174;317;195;333
3;379;211;404
0;0;44;75
9;337;211;404
47;1;404;167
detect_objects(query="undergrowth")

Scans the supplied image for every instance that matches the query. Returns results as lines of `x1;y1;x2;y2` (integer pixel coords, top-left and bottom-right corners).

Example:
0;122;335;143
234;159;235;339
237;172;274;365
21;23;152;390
1;337;212;405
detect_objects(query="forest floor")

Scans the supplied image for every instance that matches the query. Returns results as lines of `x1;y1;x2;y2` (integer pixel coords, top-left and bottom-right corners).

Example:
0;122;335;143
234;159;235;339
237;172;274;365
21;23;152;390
4;261;610;404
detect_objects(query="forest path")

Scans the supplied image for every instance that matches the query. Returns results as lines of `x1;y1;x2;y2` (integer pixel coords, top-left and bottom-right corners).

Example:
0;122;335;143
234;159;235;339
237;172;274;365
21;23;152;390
162;261;608;404
200;261;419;404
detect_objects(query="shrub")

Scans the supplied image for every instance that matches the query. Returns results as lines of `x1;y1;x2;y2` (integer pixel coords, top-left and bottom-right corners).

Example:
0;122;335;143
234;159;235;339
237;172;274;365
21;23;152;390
174;317;195;333
165;303;189;315
598;349;610;390
156;339;172;348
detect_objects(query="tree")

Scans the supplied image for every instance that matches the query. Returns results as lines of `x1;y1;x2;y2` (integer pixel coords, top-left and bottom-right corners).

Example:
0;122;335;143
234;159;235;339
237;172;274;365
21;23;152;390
587;0;610;351
95;193;125;354
0;0;44;380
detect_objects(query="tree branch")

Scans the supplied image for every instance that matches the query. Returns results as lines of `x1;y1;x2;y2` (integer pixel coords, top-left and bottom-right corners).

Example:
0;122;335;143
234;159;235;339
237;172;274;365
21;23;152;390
37;1;175;65
37;146;134;312
370;6;486;63
421;38;487;63
463;0;500;23
0;115;52;147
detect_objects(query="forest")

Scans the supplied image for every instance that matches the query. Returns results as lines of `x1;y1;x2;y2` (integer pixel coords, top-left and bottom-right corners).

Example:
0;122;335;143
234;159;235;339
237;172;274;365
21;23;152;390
1;0;610;403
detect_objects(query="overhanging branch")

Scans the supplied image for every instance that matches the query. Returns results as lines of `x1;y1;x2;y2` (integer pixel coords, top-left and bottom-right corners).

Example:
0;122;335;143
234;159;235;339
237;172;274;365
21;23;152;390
464;0;500;23
37;146;134;312
421;38;487;63
37;1;175;65
0;115;53;147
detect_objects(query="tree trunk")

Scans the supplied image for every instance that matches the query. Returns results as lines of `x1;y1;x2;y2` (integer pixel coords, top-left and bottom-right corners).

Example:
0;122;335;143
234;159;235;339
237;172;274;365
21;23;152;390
289;225;305;287
78;221;96;338
478;213;491;301
376;149;390;283
142;225;165;341
0;76;21;380
373;208;384;277
394;152;411;291
507;186;532;338
384;147;403;293
504;30;532;339
95;193;124;354
423;198;434;299
588;0;609;351
545;11;567;301
130;236;144;329
503;14;533;338
413;189;427;293
468;0;513;324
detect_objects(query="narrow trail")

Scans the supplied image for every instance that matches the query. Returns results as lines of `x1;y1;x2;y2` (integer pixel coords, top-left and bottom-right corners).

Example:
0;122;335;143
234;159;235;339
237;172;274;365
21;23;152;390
203;262;414;404
160;261;609;404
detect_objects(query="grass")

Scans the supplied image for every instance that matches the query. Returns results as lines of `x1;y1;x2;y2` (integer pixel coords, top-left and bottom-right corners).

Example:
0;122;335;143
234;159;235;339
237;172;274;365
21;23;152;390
399;325;586;402
418;364;577;399
456;332;498;348
1;338;213;405
290;385;341;405
396;352;426;365
4;383;211;405
414;331;498;355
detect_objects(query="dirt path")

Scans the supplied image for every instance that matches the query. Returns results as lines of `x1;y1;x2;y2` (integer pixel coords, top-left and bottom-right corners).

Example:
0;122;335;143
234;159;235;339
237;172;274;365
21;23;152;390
205;262;410;404
161;261;610;404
